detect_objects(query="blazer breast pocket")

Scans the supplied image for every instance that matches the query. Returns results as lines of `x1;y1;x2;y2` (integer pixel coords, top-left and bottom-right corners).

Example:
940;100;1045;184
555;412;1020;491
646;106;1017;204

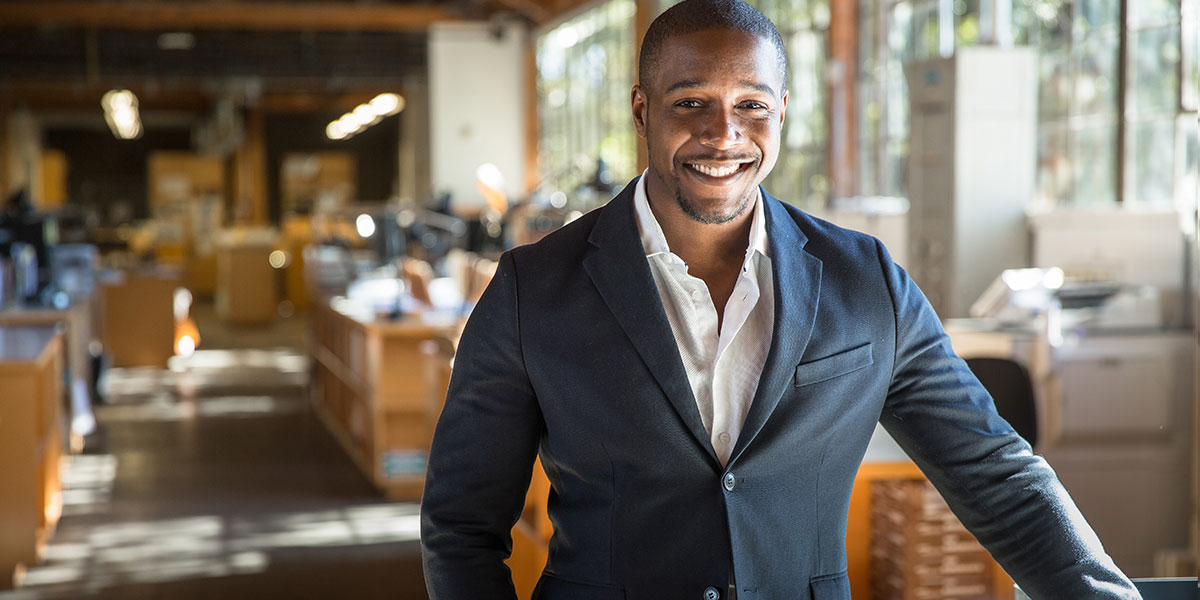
794;343;874;387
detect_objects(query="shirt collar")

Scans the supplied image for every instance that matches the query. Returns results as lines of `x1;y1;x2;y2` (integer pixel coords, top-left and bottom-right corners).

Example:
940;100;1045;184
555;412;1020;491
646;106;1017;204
632;169;770;262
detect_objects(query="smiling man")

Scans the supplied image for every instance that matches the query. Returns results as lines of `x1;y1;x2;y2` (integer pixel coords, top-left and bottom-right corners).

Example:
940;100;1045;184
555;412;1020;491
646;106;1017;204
420;1;1141;599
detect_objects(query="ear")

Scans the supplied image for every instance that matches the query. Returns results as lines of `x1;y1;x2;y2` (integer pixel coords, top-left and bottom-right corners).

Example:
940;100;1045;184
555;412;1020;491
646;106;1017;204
779;89;788;128
631;85;648;138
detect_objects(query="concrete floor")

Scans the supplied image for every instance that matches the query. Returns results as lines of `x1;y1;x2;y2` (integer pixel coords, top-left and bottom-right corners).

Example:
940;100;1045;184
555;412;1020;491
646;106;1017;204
1;305;430;599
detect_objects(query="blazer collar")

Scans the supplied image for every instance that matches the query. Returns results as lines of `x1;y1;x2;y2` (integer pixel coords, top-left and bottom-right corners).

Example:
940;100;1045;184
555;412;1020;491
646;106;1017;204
583;179;823;470
584;177;721;468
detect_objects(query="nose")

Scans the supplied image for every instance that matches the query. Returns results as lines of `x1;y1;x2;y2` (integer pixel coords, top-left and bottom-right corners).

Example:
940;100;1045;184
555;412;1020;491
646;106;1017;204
697;106;741;150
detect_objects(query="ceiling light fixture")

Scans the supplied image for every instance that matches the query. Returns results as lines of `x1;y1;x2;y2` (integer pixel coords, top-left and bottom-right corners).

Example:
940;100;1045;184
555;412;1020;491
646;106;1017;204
101;89;143;140
326;93;405;140
157;32;196;51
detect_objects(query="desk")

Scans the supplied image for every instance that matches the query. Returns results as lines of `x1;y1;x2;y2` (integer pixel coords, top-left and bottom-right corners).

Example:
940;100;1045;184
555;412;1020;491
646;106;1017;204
0;297;97;443
0;326;64;588
216;231;279;324
99;267;179;368
309;296;460;500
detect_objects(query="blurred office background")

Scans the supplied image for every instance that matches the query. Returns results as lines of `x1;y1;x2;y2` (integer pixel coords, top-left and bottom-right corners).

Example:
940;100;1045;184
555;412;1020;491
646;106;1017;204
0;0;1196;598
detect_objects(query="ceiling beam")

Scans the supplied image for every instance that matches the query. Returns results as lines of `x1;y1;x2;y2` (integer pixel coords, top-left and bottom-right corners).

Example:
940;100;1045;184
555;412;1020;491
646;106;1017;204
0;81;211;111
0;81;406;113
0;2;459;32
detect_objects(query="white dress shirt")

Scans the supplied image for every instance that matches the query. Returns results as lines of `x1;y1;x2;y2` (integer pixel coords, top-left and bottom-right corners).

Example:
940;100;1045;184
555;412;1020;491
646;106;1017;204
632;171;775;466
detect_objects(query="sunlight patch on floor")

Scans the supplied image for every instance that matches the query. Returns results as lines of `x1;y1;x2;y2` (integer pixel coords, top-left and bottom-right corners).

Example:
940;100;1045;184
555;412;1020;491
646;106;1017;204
18;504;421;591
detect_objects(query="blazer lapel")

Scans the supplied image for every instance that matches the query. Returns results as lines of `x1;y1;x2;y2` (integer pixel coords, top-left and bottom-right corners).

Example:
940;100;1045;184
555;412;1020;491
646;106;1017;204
582;178;721;468
729;190;822;465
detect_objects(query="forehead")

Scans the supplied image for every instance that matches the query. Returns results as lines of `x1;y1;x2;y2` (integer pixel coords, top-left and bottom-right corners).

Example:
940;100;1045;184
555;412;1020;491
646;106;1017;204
648;27;782;95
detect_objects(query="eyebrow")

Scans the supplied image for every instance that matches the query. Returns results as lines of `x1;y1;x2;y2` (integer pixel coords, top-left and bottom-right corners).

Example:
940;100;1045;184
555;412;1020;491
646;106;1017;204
663;79;779;97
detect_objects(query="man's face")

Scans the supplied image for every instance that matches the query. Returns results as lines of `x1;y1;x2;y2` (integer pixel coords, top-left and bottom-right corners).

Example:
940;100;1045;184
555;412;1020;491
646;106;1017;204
632;27;787;225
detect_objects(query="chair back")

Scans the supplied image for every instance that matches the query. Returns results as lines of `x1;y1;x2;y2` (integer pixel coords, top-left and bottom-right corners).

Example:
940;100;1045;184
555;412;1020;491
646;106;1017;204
965;357;1038;449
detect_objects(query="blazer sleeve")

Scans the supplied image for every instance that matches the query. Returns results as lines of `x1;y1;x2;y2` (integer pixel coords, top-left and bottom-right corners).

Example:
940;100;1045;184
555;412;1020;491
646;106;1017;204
420;251;543;600
873;239;1141;600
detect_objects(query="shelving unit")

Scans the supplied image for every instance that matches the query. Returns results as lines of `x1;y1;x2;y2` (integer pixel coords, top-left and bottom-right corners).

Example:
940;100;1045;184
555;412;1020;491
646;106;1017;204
309;296;459;500
0;326;64;589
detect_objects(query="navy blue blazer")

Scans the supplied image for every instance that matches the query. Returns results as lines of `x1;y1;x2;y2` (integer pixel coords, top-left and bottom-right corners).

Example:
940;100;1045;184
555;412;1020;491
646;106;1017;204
420;179;1138;600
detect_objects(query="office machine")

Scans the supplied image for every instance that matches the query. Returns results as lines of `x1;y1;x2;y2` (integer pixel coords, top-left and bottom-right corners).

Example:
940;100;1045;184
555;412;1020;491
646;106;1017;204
905;46;1037;318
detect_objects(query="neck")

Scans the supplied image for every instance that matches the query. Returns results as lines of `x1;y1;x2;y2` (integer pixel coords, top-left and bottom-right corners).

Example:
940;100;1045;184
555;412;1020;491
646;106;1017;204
644;183;755;279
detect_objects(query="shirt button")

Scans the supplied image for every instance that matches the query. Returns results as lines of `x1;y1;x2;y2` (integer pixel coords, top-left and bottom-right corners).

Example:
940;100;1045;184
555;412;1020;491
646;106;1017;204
691;289;703;301
704;587;721;600
717;432;731;444
723;472;736;491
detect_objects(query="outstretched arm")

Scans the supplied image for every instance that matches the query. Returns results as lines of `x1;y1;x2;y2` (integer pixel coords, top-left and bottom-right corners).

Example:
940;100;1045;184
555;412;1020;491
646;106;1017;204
874;239;1140;600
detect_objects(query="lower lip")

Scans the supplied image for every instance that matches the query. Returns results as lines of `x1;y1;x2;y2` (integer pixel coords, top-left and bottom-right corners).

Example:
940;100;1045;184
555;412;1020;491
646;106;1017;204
684;162;752;186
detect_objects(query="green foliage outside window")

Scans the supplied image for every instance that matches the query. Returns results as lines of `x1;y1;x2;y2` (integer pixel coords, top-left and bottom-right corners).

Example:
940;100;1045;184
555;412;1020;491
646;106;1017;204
536;0;638;208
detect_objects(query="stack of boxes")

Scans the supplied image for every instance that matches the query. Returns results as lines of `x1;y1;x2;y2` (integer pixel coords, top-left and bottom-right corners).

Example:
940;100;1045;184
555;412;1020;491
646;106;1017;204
870;479;995;600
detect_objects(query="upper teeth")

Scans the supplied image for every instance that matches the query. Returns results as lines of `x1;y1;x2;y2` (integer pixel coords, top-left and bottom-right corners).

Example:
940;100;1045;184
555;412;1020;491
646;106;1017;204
692;164;740;178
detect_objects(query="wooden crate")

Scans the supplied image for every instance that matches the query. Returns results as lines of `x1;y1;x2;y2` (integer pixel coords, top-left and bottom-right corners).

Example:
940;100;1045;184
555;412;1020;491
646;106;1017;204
870;479;997;600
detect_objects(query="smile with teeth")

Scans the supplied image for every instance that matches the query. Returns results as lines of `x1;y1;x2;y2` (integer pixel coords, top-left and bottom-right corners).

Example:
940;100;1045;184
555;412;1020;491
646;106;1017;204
688;163;747;178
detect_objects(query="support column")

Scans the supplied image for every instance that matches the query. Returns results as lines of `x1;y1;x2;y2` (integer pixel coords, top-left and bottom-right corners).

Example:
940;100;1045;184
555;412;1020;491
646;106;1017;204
2;108;42;205
524;38;540;194
828;0;858;199
0;102;9;197
232;106;268;224
399;76;432;205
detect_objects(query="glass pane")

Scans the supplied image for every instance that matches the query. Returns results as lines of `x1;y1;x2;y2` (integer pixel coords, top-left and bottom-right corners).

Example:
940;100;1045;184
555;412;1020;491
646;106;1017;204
1125;117;1177;206
1184;0;1199;110
889;1;916;62
857;71;883;196
1178;115;1199;214
1127;0;1181;28
1070;119;1118;206
912;1;942;59
884;63;908;139
1075;0;1120;40
956;0;982;46
1071;33;1119;117
1023;0;1072;46
536;0;637;204
784;30;827;150
882;138;908;198
1039;43;1073;118
768;148;827;210
1126;25;1182;118
1035;121;1072;209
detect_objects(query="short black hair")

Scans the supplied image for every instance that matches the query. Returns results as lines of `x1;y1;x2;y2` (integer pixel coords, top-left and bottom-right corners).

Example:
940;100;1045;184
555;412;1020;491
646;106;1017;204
638;0;788;93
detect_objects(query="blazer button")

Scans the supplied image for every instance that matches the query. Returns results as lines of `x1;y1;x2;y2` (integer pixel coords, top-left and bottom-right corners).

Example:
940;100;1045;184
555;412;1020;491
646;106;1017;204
704;586;721;600
723;472;736;491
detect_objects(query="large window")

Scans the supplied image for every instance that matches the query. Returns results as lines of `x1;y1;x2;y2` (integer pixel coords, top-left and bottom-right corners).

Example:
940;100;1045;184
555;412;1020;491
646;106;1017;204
859;0;1196;210
536;0;638;205
536;0;1195;212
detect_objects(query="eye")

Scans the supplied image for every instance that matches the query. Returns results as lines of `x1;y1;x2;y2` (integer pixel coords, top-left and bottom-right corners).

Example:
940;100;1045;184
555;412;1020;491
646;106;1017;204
675;99;702;108
739;101;769;110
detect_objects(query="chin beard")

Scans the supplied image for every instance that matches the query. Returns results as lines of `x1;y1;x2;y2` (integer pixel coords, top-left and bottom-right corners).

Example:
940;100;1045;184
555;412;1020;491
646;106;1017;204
676;187;754;225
